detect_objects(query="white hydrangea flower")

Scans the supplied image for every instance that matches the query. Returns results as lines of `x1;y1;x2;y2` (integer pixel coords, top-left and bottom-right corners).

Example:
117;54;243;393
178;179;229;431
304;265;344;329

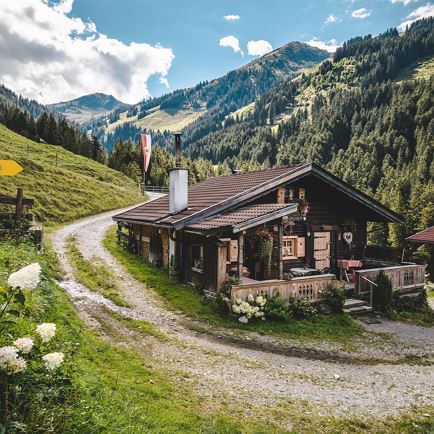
13;338;34;354
0;346;19;369
42;352;65;370
247;294;254;302
9;357;27;373
236;298;242;305
0;346;26;374
36;323;56;343
7;263;41;290
232;305;241;314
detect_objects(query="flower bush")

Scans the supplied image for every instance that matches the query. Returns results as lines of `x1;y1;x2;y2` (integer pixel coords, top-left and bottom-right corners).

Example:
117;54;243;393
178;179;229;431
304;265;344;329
7;263;42;290
288;298;318;320
232;294;266;322
320;282;346;313
263;295;289;321
36;322;57;342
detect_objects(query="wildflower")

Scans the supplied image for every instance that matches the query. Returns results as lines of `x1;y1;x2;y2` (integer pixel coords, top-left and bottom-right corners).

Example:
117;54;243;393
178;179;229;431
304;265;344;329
36;323;56;342
42;352;65;370
13;338;34;354
8;263;41;290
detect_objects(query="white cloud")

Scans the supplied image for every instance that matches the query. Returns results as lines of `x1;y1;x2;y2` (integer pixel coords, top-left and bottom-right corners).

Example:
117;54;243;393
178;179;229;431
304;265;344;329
219;35;244;56
0;0;174;104
389;0;414;5
325;14;339;24
351;8;371;19
247;40;273;56
223;15;240;21
398;3;434;30
306;38;341;53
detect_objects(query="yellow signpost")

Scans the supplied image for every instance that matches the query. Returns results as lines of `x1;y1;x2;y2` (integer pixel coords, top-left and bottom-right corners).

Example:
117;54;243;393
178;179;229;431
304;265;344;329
0;160;23;176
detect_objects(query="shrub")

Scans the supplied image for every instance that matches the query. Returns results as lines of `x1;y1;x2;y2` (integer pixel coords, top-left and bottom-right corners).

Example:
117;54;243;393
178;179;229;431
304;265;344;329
321;282;346;313
263;295;288;322
223;275;240;297
232;294;266;322
215;292;231;315
373;270;393;312
289;298;318;320
390;291;429;313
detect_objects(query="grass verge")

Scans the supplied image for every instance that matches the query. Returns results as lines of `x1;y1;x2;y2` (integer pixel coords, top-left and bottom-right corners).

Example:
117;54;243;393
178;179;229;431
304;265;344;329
66;235;130;307
104;227;363;346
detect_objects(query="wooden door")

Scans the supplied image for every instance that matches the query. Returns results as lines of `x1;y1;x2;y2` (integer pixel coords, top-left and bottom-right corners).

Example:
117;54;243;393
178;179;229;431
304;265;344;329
314;232;330;269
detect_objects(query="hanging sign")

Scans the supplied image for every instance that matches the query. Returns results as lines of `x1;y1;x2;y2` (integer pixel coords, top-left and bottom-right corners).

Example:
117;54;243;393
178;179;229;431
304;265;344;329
343;232;353;246
0;160;23;177
140;134;152;173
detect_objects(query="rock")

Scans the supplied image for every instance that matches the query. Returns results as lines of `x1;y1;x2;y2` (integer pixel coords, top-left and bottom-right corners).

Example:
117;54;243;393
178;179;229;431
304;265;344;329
238;316;248;324
334;374;341;380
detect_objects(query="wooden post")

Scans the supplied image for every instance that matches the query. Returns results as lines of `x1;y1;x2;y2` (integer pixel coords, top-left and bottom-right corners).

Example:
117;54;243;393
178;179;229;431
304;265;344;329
278;220;284;280
139;225;143;257
15;188;24;227
237;232;244;280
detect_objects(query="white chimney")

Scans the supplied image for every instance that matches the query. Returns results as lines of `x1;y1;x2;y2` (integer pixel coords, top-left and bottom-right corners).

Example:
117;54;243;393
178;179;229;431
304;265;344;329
169;133;188;213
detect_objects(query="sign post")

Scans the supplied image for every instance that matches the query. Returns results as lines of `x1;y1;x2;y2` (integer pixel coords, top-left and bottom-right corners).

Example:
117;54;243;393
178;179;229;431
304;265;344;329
0;160;23;177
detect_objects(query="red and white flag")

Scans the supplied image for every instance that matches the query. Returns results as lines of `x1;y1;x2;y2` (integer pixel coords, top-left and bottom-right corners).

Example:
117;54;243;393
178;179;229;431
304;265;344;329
140;133;152;173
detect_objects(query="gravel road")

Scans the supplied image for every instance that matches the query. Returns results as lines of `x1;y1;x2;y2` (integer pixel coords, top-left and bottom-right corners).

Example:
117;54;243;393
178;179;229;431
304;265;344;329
50;198;434;427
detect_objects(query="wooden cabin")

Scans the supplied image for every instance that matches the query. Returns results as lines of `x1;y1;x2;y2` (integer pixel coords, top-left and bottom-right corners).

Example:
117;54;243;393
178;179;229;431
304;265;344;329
113;161;426;303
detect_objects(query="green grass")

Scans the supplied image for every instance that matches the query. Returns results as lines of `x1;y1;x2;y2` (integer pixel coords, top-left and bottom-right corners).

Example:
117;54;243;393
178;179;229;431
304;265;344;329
66;235;131;307
0;238;280;433
0;124;141;226
104;227;363;346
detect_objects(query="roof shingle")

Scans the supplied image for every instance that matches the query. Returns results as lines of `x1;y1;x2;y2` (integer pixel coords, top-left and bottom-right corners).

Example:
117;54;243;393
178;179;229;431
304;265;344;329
406;226;434;244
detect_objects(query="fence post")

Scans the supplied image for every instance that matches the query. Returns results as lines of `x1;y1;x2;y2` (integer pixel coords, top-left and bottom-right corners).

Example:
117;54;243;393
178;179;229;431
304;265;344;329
15;188;24;227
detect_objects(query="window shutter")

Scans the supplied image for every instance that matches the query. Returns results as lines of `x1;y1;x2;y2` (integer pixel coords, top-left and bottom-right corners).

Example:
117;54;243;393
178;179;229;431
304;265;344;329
230;240;238;262
297;237;305;257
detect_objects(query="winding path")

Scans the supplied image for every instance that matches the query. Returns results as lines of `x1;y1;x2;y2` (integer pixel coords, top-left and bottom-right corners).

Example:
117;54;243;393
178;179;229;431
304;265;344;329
50;198;434;426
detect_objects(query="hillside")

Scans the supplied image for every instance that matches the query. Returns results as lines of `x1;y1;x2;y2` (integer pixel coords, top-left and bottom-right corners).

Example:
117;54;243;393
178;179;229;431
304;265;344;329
0;124;141;225
49;93;128;124
182;19;434;246
88;42;329;150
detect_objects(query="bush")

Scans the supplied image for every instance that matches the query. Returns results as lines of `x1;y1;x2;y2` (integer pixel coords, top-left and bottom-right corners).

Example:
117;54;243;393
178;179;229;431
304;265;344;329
373;270;393;312
215;292;231;315
289;298;318;320
263;295;288;321
390;291;429;313
321;282;346;313
223;275;240;297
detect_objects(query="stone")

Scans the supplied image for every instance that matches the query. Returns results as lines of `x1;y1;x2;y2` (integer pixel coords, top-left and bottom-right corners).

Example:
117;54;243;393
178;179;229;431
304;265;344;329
334;374;341;380
238;315;248;324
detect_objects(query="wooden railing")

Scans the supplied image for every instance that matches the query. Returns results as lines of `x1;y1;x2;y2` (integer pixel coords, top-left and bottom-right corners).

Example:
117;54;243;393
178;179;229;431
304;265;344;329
355;264;426;295
231;274;335;304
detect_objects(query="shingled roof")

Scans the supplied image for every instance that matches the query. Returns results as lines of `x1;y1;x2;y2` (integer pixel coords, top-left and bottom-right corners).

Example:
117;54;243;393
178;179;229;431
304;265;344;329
406;226;434;244
186;203;298;233
113;163;404;228
113;164;307;227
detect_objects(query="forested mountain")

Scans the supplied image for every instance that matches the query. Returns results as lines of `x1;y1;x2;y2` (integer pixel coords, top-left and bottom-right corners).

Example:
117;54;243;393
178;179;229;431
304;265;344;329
88;42;329;150
49;93;128;124
182;18;434;246
0;84;105;163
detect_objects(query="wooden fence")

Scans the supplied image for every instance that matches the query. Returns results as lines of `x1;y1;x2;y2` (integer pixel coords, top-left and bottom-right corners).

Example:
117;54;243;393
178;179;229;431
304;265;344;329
355;264;426;295
231;274;336;304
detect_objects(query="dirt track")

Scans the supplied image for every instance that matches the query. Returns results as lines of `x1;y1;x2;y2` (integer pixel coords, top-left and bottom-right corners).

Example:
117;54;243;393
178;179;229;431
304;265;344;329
50;197;434;425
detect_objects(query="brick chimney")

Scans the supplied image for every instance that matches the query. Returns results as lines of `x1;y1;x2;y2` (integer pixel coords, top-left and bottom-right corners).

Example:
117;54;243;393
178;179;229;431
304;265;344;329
169;133;188;213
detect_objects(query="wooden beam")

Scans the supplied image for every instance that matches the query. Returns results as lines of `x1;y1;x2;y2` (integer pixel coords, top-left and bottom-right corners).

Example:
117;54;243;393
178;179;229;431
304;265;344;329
237;232;244;279
0;196;34;207
278;220;284;280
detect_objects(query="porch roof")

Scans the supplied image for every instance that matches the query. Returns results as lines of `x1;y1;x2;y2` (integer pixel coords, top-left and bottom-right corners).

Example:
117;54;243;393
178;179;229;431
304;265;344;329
406;226;434;244
185;203;298;234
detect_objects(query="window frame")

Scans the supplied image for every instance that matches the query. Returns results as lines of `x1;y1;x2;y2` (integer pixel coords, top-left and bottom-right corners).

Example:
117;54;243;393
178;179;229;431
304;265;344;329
191;244;204;273
282;236;298;260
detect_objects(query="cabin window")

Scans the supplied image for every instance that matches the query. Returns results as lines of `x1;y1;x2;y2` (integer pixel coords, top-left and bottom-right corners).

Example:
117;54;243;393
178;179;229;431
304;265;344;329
191;244;204;272
219;239;238;263
299;188;306;200
283;236;298;259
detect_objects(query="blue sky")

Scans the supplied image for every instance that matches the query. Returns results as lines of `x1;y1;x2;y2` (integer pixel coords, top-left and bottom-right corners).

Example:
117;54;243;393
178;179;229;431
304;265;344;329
0;0;432;103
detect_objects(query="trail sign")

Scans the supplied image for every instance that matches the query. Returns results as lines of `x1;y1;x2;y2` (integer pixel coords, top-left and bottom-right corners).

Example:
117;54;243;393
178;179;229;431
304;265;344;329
0;160;23;176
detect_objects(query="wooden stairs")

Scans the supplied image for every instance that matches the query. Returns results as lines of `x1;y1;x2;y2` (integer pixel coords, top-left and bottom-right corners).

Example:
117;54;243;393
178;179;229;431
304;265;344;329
343;298;373;316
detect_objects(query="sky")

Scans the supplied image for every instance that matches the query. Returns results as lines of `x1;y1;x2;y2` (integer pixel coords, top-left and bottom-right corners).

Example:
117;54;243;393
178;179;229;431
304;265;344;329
0;0;433;105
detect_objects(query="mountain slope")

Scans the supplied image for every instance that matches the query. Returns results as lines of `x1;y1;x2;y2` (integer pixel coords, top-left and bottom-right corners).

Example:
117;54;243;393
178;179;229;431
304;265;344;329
89;42;329;150
49;93;128;124
0;124;140;225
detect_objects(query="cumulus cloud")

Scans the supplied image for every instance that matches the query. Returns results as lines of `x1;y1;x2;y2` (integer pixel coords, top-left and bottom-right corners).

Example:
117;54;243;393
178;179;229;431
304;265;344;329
306;38;340;53
247;40;273;56
219;35;244;56
389;0;414;4
351;8;371;19
223;15;240;21
325;14;339;24
0;0;174;104
398;3;434;30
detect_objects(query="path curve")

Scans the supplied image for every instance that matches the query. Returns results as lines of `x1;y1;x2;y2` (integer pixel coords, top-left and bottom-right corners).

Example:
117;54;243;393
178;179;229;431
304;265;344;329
50;200;434;423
